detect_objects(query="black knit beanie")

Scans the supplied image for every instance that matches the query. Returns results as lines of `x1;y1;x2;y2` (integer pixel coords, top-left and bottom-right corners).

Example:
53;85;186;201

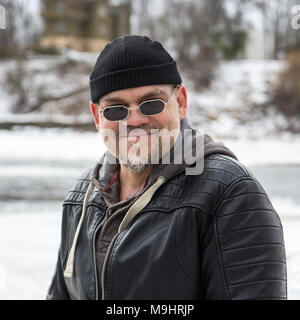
89;35;182;103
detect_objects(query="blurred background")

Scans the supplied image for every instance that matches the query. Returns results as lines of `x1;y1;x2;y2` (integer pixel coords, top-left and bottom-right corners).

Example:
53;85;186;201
0;0;299;299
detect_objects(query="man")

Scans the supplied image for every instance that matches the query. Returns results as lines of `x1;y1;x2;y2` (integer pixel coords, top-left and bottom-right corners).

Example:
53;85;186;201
47;35;287;300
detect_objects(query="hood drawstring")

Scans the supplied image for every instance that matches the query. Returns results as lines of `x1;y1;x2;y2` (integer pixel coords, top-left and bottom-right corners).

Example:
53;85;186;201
63;176;165;278
118;176;165;232
64;181;94;278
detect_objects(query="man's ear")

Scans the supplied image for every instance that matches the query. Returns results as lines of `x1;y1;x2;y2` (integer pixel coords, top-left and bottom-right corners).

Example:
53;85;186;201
176;84;188;120
90;101;100;130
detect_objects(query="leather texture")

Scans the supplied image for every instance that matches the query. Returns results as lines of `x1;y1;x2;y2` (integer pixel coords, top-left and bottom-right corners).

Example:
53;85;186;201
47;154;287;300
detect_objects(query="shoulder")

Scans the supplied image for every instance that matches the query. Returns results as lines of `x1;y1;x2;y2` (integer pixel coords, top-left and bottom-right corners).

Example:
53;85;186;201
63;167;93;205
166;153;267;215
181;153;254;193
203;153;251;180
202;153;267;195
202;154;276;218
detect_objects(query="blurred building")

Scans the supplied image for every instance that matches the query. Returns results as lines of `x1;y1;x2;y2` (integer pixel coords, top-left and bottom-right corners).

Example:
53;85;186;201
40;0;131;53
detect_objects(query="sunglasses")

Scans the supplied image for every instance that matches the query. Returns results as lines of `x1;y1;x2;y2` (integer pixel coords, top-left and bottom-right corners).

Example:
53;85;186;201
97;85;179;122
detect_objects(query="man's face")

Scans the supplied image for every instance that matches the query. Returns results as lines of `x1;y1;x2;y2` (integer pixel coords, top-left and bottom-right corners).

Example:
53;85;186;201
90;84;187;172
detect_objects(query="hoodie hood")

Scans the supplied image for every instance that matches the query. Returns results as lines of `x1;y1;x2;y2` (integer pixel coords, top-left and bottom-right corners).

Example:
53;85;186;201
147;117;237;183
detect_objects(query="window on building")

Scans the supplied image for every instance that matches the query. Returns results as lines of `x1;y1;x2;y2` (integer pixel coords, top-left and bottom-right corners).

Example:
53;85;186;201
56;2;66;13
56;21;68;34
98;5;107;17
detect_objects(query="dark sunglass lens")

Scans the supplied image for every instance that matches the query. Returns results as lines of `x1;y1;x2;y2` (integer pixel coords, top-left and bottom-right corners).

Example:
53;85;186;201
140;100;165;116
103;106;128;121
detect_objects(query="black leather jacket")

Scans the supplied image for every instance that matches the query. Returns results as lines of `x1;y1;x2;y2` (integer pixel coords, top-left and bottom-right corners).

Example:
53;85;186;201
47;153;287;300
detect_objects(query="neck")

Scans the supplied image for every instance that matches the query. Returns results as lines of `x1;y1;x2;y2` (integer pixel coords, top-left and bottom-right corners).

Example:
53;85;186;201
119;164;152;201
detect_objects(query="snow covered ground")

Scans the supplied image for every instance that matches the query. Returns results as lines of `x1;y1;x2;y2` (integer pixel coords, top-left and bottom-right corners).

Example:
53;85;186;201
187;59;292;139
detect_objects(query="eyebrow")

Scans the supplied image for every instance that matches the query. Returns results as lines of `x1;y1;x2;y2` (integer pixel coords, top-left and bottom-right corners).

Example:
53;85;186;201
101;90;169;105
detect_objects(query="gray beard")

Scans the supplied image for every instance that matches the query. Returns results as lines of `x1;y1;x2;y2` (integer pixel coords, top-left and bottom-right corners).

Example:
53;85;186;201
123;162;152;173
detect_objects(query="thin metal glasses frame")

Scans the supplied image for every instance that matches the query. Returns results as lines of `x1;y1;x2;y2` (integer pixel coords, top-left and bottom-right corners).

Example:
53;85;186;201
97;85;179;122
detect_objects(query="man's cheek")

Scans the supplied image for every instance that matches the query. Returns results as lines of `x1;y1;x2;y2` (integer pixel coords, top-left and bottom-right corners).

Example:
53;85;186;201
117;137;129;158
100;128;118;155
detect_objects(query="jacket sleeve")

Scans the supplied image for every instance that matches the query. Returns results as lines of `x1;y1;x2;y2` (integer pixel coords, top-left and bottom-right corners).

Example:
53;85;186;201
46;205;71;300
46;248;71;300
204;176;287;300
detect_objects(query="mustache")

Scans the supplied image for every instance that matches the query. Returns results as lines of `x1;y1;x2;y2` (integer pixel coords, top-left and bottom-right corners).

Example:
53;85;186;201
119;125;163;137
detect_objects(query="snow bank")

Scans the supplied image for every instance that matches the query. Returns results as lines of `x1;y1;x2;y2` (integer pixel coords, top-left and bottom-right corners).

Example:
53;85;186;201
222;136;300;166
0;210;61;300
188;59;285;110
0;57;291;140
0;127;106;163
187;59;292;138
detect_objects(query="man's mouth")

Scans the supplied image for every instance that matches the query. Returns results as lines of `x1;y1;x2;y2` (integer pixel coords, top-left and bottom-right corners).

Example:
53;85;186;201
120;130;159;142
126;132;155;143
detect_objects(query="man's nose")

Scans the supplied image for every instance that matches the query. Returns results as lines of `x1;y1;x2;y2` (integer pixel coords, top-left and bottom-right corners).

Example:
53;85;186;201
123;107;150;127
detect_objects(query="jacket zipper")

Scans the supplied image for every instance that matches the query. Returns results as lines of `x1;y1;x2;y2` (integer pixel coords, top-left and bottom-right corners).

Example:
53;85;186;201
100;177;165;299
101;231;122;300
92;216;105;300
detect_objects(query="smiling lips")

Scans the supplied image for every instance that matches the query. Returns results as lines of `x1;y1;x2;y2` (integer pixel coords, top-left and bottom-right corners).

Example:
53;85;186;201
127;132;152;142
121;131;157;143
